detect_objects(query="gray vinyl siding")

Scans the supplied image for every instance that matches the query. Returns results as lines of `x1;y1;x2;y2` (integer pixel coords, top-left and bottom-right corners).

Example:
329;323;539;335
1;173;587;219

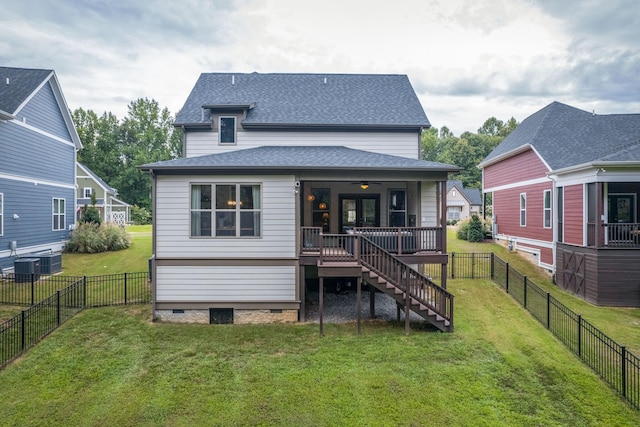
0;120;75;184
0;177;73;257
154;174;297;258
185;130;420;160
17;81;73;142
155;265;296;302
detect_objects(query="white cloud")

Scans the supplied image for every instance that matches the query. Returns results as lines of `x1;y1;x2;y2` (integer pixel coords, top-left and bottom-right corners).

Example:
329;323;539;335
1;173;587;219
1;0;638;135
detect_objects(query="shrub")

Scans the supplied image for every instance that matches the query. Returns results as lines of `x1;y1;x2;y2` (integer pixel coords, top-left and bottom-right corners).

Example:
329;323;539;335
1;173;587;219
102;223;131;251
456;220;470;240
66;222;106;253
81;205;102;226
467;214;485;242
131;204;151;225
66;222;130;253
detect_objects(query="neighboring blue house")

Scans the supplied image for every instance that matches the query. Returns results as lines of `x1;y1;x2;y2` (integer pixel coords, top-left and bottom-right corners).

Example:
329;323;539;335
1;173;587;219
0;66;82;271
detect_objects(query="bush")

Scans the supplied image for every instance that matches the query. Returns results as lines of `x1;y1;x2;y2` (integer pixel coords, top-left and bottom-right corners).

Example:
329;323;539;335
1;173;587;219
102;223;131;251
66;222;130;253
130;204;151;225
467;214;485;242
456;220;470;240
80;205;102;226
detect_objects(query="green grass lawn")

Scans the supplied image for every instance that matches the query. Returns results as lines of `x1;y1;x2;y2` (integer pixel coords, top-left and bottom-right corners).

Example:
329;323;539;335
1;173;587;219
447;227;640;355
2;225;640;425
60;224;152;276
1;284;639;426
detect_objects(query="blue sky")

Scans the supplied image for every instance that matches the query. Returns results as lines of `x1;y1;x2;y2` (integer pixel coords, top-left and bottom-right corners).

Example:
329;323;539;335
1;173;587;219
2;0;638;134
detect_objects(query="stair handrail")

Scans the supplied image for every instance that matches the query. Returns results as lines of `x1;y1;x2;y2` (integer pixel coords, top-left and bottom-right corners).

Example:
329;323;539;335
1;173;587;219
358;235;454;323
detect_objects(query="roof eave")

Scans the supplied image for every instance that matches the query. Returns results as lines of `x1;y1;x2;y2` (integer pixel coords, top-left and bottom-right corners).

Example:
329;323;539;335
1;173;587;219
241;122;427;132
549;161;640;176
0;110;15;120
478;144;533;169
139;164;460;174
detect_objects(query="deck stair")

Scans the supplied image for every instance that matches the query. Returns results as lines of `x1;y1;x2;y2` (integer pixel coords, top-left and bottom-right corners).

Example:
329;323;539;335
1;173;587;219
318;234;454;332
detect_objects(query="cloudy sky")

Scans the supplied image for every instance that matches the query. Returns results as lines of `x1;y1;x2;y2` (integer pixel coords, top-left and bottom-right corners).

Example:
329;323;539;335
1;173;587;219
2;0;639;135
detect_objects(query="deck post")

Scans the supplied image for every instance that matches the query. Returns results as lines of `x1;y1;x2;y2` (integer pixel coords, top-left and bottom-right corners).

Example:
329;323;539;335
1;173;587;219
356;276;362;336
404;267;410;335
369;286;376;318
300;266;306;322
319;277;324;336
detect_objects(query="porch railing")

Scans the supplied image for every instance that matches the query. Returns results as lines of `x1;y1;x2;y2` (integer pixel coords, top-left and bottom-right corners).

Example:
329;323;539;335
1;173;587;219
603;223;640;248
300;226;443;255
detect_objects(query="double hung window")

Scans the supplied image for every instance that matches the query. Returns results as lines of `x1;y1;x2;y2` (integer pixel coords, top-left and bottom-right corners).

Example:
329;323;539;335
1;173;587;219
53;198;65;231
543;190;551;228
520;193;526;226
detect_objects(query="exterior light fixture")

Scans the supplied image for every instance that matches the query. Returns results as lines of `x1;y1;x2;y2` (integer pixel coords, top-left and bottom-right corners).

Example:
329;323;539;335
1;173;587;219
319;202;327;210
360;182;369;190
307;194;315;202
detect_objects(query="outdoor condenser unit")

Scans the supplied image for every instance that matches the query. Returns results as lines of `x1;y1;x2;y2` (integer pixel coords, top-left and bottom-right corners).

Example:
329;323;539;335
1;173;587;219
14;258;40;283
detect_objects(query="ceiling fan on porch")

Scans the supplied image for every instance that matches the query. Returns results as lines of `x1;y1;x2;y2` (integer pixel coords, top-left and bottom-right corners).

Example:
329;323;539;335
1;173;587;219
351;181;382;190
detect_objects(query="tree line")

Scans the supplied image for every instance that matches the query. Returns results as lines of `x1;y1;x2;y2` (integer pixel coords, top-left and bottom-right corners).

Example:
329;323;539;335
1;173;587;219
72;98;182;220
71;98;517;219
421;116;518;189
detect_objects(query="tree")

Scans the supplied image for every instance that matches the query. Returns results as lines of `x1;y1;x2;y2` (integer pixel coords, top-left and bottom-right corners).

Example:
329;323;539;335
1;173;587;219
73;98;183;211
116;98;183;210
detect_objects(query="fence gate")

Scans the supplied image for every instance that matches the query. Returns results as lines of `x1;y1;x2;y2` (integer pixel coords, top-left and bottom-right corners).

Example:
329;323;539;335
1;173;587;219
561;250;586;298
111;211;126;227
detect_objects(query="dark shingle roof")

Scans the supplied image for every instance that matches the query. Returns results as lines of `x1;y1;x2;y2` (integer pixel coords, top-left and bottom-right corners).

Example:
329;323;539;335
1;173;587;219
174;73;430;130
480;101;640;171
447;180;482;205
140;146;458;172
0;66;53;115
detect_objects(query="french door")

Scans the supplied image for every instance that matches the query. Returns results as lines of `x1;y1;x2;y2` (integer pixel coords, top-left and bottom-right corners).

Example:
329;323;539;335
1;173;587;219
339;194;380;233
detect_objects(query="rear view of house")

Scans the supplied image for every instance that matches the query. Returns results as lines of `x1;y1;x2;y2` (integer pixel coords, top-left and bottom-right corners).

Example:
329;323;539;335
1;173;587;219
141;73;459;330
480;101;640;306
0;66;81;271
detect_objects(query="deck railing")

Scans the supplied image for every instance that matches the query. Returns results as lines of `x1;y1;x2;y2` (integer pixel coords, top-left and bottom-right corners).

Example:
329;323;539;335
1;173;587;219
300;226;443;255
603;223;640;248
359;237;454;324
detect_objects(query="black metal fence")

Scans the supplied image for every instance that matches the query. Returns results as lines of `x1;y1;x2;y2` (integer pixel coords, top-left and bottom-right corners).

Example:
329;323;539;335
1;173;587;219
1;273;149;369
421;252;494;279
492;255;640;410
0;272;150;307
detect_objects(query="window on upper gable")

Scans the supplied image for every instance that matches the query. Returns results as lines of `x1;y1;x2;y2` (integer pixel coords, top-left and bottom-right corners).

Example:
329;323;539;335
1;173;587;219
84;188;93;198
219;117;236;144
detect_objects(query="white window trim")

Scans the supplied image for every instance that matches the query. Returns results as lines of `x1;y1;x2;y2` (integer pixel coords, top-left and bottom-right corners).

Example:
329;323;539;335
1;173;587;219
520;193;526;227
52;198;66;231
84;187;93;198
190;183;262;238
218;116;237;145
0;193;3;236
543;190;551;229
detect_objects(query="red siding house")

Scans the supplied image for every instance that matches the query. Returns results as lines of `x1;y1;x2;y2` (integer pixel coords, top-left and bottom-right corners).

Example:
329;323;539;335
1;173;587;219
479;101;640;307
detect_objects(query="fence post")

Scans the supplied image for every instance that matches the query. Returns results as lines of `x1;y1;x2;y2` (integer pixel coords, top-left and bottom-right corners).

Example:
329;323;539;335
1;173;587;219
505;263;509;294
546;292;551;329
124;272;128;305
31;273;35;305
451;252;455;279
523;276;528;308
577;314;582;358
57;290;61;326
490;253;495;280
83;276;87;308
472;253;475;279
621;346;627;398
21;310;26;351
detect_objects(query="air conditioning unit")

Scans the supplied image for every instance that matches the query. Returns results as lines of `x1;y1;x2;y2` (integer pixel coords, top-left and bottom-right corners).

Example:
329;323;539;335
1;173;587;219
38;253;62;275
14;258;40;283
